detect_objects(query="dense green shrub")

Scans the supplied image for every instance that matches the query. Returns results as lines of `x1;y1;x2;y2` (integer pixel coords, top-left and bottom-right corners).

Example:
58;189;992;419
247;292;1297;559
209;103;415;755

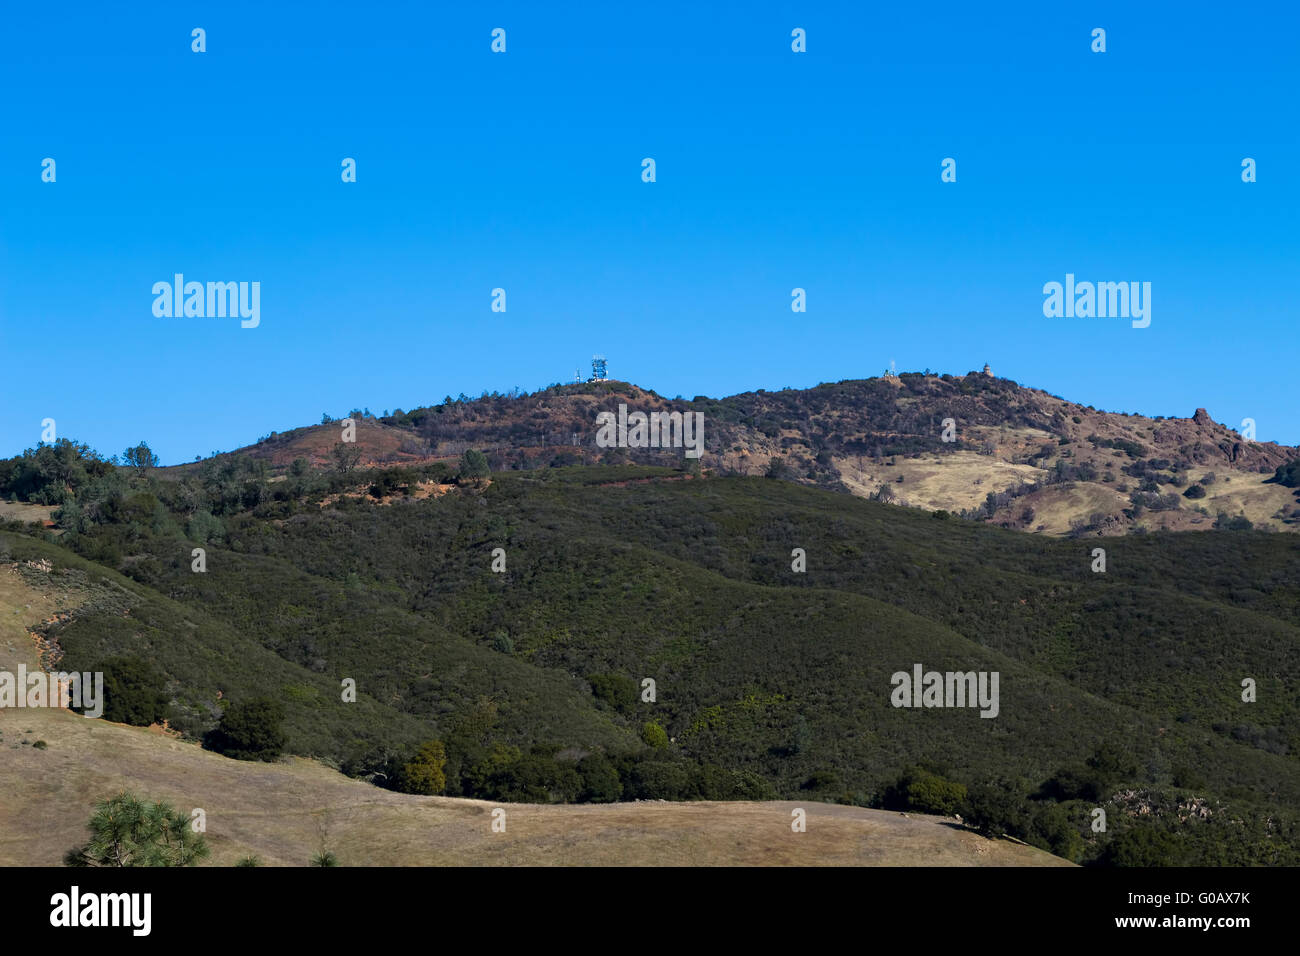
641;721;668;748
1100;827;1181;867
93;656;169;727
458;449;490;480
206;697;287;761
883;768;967;816
588;674;637;713
396;740;447;795
578;753;623;803
1269;460;1300;488
963;781;1034;838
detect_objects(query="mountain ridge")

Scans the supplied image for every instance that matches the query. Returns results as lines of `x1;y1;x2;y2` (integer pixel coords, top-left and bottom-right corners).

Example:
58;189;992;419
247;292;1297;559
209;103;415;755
160;370;1300;537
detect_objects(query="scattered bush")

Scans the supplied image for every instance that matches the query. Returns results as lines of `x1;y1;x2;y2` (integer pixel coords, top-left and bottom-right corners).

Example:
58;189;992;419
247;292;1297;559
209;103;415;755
883;768;967;816
458;449;490;481
206;697;286;761
641;721;669;749
93;656;169;727
1214;512;1253;531
1268;461;1300;488
578;753;623;803
588;674;637;714
396;740;447;794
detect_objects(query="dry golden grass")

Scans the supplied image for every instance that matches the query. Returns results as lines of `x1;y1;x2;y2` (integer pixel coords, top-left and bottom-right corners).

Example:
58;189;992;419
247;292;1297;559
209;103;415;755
0;567;1067;868
836;451;1045;513
835;451;1296;536
1195;470;1295;526
0;501;54;524
1019;484;1131;535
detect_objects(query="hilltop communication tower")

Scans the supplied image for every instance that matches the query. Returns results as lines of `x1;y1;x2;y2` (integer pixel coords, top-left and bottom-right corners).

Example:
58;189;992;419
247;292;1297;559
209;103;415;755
590;355;608;382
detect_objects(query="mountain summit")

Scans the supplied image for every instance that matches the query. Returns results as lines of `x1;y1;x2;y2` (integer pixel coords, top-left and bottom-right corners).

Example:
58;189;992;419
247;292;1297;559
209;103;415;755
182;371;1300;537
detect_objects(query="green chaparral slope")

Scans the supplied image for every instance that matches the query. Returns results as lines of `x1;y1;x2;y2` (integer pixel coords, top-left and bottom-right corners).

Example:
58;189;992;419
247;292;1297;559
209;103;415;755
0;559;1066;866
2;453;1298;866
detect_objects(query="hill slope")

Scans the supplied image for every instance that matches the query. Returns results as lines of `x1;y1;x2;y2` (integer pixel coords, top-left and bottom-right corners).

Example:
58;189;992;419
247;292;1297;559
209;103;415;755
4;462;1298;866
156;371;1300;536
0;566;1064;867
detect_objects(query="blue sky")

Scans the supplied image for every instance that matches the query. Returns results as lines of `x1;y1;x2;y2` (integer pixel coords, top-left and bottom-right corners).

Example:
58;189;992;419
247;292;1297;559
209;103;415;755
2;1;1296;463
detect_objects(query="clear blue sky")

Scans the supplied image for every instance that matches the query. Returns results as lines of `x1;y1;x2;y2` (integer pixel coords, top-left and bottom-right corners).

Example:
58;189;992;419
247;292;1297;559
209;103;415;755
2;1;1296;463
